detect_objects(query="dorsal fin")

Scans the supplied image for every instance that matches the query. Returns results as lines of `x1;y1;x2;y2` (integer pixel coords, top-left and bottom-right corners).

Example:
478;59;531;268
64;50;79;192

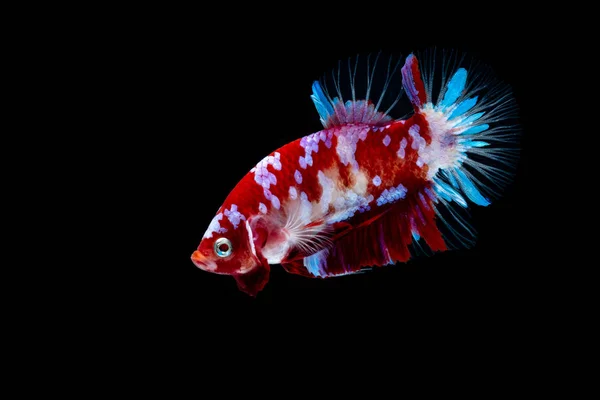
310;53;407;128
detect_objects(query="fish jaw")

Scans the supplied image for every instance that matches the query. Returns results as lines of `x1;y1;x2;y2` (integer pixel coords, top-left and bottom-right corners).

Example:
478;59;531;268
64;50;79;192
191;250;218;272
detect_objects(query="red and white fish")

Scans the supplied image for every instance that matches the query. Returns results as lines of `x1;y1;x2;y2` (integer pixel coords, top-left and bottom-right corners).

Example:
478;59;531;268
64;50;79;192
191;51;518;296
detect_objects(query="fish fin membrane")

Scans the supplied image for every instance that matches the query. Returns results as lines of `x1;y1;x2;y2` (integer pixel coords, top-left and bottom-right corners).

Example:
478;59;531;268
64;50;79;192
232;262;270;297
286;192;447;278
402;50;520;219
281;260;315;278
310;53;410;128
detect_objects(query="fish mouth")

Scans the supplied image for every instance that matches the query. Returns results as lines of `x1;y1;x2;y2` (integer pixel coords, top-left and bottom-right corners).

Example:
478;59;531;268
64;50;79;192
191;251;217;272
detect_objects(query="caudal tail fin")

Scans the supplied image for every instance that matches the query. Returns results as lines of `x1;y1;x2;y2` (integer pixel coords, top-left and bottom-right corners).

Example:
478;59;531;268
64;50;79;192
401;51;520;248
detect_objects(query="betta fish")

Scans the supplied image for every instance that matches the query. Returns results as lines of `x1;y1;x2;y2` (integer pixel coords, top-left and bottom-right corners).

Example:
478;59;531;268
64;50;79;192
191;51;518;296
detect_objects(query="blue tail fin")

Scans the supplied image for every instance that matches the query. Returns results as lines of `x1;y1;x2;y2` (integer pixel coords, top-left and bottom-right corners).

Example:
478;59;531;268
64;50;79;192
402;50;520;249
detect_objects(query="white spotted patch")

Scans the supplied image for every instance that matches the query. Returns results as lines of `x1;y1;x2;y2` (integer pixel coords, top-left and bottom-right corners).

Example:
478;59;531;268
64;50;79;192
271;195;281;210
383;135;391;147
317;171;335;214
250;153;281;194
263;188;280;209
325;130;333;148
299;132;321;170
299;191;313;222
305;153;313;166
299;156;307;169
301;132;320;154
308;168;376;225
376;184;408;206
326;170;374;223
289;186;297;200
335;125;370;171
416;157;425;167
352;171;369;194
294;170;302;184
409;125;426;153
417;105;464;179
224;204;246;229
258;202;267;214
203;213;227;239
330;191;374;223
398;138;407;159
372;175;381;186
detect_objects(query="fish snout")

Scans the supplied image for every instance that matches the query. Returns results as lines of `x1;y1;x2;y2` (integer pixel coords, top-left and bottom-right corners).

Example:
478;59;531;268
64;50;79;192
191;250;217;272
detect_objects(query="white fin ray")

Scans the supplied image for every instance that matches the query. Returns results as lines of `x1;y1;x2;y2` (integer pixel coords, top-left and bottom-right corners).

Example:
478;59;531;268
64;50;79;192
310;53;408;128
283;196;333;256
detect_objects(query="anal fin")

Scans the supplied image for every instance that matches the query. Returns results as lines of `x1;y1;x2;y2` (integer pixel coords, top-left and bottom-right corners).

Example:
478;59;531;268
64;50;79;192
283;193;447;279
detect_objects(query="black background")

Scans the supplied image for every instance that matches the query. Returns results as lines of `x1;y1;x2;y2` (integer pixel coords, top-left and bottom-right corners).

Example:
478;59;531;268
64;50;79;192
10;5;578;391
118;12;548;337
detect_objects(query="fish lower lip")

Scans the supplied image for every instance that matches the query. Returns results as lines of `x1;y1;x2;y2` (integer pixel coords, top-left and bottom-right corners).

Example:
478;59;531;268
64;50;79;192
191;251;216;271
191;251;206;268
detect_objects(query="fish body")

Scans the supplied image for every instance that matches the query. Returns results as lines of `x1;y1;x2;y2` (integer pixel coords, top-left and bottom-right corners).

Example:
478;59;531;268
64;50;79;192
192;52;518;296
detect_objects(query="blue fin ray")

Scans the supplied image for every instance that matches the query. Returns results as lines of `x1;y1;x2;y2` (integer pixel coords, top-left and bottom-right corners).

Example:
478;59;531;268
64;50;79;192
433;178;468;208
453;169;491;206
449;96;478;119
460;124;490;135
310;53;405;128
461;140;490;148
310;81;335;126
456;112;485;127
407;50;519;250
439;68;467;109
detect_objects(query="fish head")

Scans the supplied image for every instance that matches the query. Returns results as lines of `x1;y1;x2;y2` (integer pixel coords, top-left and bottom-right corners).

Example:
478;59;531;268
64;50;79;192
191;206;270;296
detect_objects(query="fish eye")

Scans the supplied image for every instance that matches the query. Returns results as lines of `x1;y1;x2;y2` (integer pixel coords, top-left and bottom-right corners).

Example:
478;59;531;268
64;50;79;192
214;237;232;257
